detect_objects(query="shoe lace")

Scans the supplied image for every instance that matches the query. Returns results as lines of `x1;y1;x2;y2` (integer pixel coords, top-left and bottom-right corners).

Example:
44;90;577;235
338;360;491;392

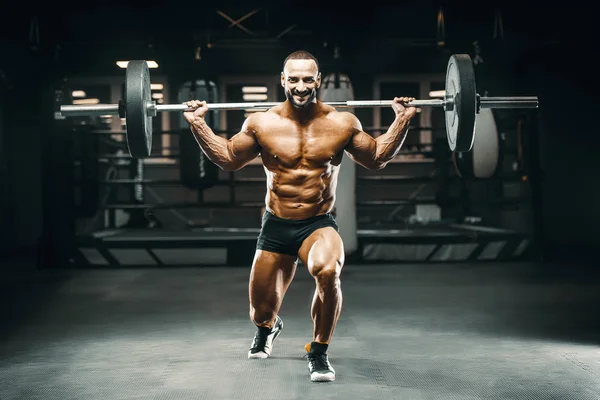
307;353;330;371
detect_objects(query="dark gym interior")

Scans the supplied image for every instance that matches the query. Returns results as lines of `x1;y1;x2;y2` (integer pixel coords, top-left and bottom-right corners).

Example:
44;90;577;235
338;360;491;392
1;3;599;399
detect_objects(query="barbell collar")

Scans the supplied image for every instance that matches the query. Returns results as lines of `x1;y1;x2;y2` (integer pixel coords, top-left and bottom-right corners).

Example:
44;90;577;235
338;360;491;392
147;102;157;117
118;100;126;118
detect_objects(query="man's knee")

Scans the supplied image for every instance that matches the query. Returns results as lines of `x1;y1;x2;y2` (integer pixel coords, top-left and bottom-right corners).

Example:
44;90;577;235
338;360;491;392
307;239;343;277
310;261;341;286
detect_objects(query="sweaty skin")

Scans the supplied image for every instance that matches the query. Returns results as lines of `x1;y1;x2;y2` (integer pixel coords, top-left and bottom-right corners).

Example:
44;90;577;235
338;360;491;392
184;58;417;345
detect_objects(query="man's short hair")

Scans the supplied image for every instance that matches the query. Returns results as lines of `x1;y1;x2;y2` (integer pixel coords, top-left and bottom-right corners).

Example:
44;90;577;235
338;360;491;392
282;50;319;72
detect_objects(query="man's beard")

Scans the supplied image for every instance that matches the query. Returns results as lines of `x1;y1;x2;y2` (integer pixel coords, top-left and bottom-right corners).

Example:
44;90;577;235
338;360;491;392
285;88;317;109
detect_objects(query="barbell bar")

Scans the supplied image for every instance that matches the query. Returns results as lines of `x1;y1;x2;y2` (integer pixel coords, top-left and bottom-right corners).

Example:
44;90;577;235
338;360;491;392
60;97;538;116
59;54;539;158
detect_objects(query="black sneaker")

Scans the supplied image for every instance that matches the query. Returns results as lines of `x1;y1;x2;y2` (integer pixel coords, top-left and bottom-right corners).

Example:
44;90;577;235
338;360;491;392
306;350;336;382
247;316;283;359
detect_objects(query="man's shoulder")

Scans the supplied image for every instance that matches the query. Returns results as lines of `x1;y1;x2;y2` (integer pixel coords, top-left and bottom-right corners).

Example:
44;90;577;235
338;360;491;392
244;107;283;133
323;106;359;128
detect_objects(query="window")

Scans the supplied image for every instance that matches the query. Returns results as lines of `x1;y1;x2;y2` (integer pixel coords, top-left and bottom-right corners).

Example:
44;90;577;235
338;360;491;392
225;83;270;132
373;73;445;161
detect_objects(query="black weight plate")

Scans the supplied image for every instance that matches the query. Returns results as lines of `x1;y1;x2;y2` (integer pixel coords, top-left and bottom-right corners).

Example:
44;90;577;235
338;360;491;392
125;60;152;158
445;54;477;152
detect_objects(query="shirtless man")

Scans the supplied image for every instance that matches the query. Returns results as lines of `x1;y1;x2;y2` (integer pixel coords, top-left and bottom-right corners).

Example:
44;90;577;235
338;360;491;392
184;50;417;382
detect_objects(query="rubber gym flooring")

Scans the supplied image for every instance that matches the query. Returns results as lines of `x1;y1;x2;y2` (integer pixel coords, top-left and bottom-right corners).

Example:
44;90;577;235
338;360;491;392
1;256;599;399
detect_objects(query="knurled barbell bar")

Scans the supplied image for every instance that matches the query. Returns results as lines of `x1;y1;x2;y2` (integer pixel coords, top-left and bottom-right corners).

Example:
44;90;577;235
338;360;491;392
60;54;539;158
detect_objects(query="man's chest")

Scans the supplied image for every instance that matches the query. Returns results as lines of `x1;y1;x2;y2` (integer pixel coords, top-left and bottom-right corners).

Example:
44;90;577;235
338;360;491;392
256;120;350;167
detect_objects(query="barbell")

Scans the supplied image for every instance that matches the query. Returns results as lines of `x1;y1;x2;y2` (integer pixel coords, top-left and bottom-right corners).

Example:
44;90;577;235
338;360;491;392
60;54;539;158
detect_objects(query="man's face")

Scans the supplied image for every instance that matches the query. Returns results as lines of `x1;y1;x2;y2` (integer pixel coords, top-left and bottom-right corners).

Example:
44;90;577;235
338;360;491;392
281;59;321;109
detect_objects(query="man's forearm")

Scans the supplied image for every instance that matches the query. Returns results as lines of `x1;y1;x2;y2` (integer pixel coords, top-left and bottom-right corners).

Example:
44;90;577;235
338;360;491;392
374;116;411;165
189;119;234;169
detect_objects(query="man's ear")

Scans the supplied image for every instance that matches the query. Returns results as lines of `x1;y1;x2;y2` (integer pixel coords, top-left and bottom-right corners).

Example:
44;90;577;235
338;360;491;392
280;72;285;87
316;72;322;88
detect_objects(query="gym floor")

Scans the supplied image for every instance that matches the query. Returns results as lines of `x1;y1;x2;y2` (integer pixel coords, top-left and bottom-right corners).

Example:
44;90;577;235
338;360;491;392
1;256;599;399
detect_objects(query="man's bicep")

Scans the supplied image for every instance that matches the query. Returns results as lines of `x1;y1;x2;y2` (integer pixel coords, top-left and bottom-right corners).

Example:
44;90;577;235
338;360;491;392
230;128;259;156
345;129;378;168
228;118;261;165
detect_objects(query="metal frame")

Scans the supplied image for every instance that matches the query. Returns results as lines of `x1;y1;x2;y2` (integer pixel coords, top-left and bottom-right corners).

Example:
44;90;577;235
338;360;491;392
69;224;531;267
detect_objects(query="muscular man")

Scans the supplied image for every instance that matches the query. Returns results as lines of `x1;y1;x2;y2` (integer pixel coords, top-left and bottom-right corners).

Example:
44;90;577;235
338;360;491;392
184;50;417;382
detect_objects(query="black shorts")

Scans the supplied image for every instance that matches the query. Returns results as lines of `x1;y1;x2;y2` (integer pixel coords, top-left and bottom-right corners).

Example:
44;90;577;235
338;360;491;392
256;210;339;256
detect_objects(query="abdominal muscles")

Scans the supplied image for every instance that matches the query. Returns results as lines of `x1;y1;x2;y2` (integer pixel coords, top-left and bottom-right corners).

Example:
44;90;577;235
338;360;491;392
265;165;338;220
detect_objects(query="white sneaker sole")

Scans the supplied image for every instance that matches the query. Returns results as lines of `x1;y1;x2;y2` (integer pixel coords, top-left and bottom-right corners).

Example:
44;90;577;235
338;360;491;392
310;372;335;382
248;351;269;359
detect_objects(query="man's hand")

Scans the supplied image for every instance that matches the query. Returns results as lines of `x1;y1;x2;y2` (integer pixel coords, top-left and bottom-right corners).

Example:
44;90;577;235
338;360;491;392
183;100;209;125
392;97;418;120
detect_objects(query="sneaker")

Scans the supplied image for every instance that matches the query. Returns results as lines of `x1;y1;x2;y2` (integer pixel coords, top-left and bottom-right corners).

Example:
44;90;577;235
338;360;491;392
307;351;335;382
247;316;283;359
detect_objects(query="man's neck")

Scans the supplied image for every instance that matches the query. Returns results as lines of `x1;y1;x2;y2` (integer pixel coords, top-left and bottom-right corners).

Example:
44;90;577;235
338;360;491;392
284;100;319;121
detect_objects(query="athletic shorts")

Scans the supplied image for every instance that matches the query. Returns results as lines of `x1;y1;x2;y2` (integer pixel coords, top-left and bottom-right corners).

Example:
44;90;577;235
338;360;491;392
256;210;339;256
